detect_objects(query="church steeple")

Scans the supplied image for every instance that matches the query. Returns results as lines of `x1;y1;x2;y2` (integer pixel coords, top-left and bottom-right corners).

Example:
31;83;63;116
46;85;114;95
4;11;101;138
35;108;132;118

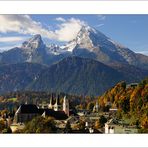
95;101;99;112
54;94;59;111
48;93;53;109
93;100;99;112
63;96;69;116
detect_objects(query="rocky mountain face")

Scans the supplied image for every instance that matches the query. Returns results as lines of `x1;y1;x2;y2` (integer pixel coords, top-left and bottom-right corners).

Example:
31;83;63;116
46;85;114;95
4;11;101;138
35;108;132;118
0;35;47;64
64;26;148;69
0;34;69;65
0;25;148;95
21;34;47;63
1;26;148;69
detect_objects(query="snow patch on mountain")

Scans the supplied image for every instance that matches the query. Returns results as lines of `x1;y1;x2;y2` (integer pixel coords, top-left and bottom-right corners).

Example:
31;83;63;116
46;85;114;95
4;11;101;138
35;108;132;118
63;26;96;52
46;44;70;55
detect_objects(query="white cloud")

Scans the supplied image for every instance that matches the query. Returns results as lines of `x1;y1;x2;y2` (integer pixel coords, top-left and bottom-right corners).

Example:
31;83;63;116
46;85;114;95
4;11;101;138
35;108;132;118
55;18;87;42
136;51;148;56
97;15;106;20
55;17;66;22
0;36;25;42
0;44;22;52
96;24;104;28
0;15;87;42
0;15;56;39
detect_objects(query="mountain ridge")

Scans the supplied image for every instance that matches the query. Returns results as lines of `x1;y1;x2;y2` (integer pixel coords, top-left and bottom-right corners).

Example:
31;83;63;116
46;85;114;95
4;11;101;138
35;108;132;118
0;25;148;69
0;25;148;95
0;56;147;95
28;56;148;96
0;62;46;94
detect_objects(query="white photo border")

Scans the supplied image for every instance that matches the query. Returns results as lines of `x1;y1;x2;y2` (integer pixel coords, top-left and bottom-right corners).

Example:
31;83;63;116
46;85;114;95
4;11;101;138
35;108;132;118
0;1;148;14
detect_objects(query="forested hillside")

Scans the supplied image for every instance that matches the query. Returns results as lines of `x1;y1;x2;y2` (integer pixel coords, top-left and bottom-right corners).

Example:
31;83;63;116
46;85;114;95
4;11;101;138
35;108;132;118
98;78;148;132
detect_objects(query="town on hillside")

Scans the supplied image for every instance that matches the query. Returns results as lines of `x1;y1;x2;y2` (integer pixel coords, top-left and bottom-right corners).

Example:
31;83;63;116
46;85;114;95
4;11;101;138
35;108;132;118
1;79;147;134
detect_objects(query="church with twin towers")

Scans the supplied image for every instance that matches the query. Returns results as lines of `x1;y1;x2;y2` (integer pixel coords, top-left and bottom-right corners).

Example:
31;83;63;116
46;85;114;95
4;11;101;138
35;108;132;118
48;94;69;117
13;94;70;124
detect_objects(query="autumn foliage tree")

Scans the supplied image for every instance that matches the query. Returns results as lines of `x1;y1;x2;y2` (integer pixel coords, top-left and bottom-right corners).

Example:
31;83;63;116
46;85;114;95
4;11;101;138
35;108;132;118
98;77;148;131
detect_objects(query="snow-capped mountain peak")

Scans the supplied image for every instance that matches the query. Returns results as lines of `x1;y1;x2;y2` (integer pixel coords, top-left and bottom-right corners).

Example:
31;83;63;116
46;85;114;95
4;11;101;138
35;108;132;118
0;27;148;69
20;34;46;62
21;34;45;51
46;44;69;55
64;25;131;53
63;26;94;52
63;25;140;65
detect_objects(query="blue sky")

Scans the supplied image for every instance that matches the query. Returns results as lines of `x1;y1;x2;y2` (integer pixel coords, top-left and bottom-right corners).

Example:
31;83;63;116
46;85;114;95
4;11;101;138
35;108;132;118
0;14;148;55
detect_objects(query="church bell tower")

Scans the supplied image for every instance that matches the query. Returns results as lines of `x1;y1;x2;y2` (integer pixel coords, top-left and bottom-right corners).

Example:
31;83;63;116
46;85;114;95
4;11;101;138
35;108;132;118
63;96;69;116
48;94;53;109
54;94;59;111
